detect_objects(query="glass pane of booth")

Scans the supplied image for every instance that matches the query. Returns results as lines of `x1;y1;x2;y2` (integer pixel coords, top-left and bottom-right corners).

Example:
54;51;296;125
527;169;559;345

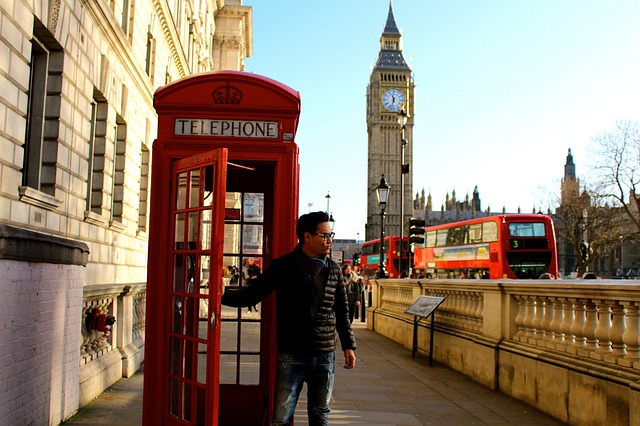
223;224;241;254
239;355;260;385
173;255;184;292
219;354;237;384
242;225;263;255
187;212;198;249
200;210;212;250
243;193;264;222
189;169;200;208
240;322;260;352
241;255;262;286
174;213;185;249
202;166;213;207
222;255;240;287
176;172;187;210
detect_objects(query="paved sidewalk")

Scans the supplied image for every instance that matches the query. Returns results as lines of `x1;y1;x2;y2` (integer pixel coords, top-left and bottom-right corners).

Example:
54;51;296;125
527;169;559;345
63;322;564;425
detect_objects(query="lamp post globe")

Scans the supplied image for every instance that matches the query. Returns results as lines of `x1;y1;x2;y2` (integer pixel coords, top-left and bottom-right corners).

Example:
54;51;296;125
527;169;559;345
396;107;409;128
376;174;390;279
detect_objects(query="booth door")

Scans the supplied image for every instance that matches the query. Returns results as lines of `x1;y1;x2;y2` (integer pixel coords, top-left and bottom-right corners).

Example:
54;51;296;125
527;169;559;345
166;149;227;425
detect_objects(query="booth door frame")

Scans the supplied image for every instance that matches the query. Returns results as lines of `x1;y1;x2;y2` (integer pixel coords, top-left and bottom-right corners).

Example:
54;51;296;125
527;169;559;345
218;160;278;425
162;148;227;425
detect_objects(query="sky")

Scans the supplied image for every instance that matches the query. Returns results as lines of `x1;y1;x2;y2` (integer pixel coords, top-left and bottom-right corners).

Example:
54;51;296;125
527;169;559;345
242;0;640;241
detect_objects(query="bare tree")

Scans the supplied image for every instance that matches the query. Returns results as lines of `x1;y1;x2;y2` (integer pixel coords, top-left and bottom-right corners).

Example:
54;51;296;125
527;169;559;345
589;120;640;234
554;179;626;277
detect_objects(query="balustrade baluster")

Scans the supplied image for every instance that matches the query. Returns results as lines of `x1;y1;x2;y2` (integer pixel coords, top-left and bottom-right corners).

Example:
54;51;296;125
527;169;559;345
591;300;613;360
547;298;564;349
445;290;455;327
541;297;554;346
605;302;627;364
474;292;483;333
80;307;93;362
452;291;462;328
523;296;536;342
558;298;575;351
620;301;640;368
568;299;586;354
532;296;546;346
513;295;526;340
462;292;473;330
580;301;599;356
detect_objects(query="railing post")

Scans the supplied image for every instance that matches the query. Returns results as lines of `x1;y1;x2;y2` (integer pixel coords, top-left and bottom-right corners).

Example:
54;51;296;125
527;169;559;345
620;301;640;367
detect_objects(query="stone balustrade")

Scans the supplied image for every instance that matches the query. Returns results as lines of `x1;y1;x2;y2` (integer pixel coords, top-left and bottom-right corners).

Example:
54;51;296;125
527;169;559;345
79;283;146;406
368;278;640;426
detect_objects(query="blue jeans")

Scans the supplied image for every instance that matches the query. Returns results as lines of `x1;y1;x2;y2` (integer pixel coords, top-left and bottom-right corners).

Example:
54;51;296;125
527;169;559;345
271;352;335;426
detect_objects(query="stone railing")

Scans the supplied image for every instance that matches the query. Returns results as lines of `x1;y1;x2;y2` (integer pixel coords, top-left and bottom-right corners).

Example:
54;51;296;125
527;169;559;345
368;279;640;426
80;283;146;406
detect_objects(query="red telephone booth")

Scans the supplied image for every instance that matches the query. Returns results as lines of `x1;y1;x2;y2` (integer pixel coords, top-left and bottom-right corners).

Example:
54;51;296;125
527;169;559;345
143;71;301;425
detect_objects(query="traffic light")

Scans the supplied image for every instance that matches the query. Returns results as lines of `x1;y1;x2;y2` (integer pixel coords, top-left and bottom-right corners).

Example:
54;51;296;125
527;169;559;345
352;253;360;265
409;218;426;245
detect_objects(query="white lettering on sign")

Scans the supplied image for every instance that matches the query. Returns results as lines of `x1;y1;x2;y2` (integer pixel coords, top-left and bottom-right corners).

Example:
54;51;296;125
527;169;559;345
174;119;279;138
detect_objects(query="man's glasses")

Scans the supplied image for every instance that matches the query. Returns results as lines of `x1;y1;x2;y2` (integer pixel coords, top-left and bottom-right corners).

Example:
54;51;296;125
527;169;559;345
313;232;335;241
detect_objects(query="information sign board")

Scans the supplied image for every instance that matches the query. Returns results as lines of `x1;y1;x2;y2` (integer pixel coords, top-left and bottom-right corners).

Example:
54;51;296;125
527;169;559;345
405;295;445;318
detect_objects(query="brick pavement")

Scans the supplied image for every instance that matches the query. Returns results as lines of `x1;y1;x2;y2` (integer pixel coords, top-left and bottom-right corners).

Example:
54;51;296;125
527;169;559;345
63;321;565;425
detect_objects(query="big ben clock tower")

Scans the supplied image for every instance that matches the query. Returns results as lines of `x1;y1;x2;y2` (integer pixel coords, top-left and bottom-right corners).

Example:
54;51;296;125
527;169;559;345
366;2;415;243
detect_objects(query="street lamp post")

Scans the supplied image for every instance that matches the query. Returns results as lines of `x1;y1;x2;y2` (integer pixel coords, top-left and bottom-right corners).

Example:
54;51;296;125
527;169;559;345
376;174;390;279
396;107;410;275
325;191;331;213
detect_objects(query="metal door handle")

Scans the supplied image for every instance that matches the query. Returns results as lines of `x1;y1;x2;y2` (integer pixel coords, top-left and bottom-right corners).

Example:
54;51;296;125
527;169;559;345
210;311;216;328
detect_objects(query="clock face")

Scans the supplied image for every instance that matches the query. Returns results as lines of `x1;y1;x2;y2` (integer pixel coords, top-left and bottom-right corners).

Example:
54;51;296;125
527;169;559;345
381;89;406;112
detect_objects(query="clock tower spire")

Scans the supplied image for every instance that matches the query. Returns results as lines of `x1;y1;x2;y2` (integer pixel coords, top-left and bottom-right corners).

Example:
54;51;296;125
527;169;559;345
365;2;415;253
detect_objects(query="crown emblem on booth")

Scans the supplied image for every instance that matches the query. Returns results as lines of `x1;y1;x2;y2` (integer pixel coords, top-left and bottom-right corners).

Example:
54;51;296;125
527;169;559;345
211;82;244;105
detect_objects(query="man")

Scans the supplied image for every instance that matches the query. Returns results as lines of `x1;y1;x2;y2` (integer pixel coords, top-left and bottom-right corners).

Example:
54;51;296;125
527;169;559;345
221;211;356;426
341;264;363;323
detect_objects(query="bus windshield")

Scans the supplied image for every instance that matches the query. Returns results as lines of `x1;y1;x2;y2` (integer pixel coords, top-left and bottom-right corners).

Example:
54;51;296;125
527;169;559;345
509;222;546;237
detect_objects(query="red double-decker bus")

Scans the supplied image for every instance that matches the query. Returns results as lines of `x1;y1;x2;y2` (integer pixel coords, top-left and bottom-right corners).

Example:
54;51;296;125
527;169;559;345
360;236;409;281
413;214;558;279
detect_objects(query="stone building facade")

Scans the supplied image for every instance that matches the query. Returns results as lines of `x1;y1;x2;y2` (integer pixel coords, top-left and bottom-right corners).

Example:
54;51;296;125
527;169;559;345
0;0;251;423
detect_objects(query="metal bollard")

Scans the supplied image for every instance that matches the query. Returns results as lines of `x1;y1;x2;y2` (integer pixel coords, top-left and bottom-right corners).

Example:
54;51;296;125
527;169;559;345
360;289;366;322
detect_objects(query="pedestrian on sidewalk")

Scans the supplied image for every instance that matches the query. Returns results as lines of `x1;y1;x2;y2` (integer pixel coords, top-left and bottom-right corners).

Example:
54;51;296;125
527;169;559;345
222;211;356;426
342;264;363;323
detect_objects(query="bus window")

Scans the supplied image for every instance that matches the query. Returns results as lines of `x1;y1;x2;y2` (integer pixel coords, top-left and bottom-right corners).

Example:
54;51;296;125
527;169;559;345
446;226;466;246
425;230;436;248
361;242;378;255
468;223;482;244
436;229;448;247
509;222;546;237
483;221;498;242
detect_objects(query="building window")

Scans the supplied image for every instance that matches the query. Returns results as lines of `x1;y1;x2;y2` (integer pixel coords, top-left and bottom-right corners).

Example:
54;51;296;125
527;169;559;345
23;22;63;197
87;90;109;216
111;0;134;39
112;115;127;224
145;32;156;79
138;142;150;233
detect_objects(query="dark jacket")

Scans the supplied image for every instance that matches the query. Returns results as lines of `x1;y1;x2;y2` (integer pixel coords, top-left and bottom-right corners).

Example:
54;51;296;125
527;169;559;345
344;272;363;304
221;245;356;355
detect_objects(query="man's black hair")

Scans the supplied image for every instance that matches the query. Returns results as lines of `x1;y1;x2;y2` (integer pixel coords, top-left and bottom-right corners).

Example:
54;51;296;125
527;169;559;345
296;211;329;242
